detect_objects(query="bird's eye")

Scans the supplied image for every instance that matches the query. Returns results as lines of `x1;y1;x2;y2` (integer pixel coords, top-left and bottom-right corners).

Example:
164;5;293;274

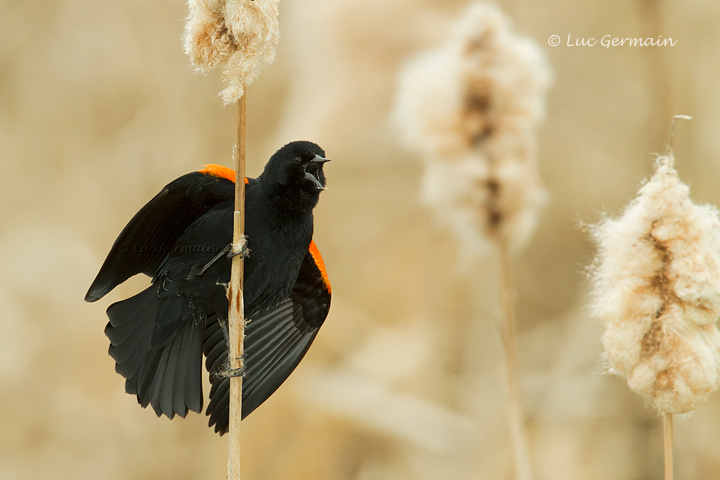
295;156;303;164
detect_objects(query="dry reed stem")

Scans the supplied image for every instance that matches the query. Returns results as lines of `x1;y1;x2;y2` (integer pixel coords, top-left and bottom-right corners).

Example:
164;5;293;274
498;240;533;480
664;412;674;480
658;116;688;480
227;93;247;480
667;115;692;155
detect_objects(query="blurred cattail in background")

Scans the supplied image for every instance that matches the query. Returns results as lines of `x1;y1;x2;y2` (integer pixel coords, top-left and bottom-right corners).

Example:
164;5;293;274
393;1;551;257
393;3;551;479
184;0;280;104
590;120;720;478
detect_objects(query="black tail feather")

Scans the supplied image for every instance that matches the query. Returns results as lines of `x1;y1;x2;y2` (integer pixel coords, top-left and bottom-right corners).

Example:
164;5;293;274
105;285;204;419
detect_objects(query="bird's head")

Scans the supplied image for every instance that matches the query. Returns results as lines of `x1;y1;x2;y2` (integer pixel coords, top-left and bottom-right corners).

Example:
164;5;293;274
262;141;330;208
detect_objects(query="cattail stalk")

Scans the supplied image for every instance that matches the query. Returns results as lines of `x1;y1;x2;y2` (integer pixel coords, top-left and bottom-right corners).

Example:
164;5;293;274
498;241;533;480
664;412;673;480
184;2;279;478
658;116;689;480
227;94;247;480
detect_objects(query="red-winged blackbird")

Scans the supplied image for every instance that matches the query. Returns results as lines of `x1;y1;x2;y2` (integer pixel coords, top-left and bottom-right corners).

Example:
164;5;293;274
85;141;331;435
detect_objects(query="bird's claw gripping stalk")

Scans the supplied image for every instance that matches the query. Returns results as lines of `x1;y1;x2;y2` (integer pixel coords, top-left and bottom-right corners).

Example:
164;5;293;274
228;235;249;259
221;358;246;379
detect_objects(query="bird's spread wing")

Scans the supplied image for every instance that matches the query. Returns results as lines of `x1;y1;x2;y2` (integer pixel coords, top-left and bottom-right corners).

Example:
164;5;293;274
85;168;237;302
204;242;332;435
86;166;238;420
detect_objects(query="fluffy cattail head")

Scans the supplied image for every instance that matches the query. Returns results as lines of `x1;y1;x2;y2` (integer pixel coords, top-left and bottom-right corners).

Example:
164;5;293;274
393;2;551;255
184;0;280;104
591;154;720;413
393;2;550;159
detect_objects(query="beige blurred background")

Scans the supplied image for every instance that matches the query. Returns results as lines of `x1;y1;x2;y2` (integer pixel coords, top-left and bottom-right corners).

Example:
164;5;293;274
2;0;720;478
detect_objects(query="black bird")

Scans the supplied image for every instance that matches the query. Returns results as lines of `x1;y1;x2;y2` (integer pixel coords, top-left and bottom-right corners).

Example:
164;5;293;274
85;141;332;435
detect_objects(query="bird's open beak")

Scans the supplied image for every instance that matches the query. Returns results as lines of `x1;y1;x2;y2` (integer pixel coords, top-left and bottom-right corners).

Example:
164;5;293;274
305;155;330;190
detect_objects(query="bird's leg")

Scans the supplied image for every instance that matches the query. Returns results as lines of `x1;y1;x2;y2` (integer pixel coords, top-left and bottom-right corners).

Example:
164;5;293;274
195;245;231;277
228;235;250;259
195;236;249;277
221;361;246;379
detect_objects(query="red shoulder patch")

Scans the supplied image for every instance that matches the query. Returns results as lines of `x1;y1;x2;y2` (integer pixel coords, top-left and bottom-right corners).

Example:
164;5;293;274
199;164;249;184
308;240;331;293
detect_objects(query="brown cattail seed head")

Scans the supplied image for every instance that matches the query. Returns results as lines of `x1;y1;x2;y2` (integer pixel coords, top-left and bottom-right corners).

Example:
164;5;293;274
591;154;720;414
184;0;280;104
393;2;551;255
